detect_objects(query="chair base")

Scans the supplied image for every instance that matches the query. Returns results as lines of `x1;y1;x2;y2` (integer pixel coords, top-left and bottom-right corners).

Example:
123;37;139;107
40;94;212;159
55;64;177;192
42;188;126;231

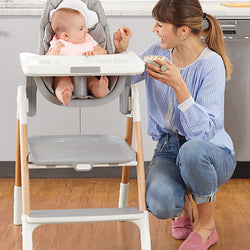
22;208;151;250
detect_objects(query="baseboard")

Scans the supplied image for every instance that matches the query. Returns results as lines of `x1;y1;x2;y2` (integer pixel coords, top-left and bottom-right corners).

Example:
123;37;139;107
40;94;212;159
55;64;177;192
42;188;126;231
0;161;249;178
231;161;250;178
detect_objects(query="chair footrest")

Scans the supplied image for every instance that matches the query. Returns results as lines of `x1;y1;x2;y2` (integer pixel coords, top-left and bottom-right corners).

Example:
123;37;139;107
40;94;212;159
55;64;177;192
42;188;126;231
28;134;136;165
26;207;145;224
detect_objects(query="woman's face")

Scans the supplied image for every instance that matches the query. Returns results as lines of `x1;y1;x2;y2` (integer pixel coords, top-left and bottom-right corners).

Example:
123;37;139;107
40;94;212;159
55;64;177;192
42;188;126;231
152;20;179;49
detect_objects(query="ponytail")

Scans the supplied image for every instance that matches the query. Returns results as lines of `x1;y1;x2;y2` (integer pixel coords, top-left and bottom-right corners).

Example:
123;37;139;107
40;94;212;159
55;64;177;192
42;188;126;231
203;14;233;80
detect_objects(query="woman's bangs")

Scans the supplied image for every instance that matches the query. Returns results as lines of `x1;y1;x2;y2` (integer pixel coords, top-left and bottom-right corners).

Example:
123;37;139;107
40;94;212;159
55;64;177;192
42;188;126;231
152;3;172;23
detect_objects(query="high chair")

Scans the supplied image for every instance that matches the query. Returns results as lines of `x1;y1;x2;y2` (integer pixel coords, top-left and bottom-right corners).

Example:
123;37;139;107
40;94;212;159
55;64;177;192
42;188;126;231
13;0;151;249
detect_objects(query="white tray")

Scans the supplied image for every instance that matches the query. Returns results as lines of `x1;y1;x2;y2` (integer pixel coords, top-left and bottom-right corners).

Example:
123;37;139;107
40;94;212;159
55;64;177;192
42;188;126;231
20;51;145;76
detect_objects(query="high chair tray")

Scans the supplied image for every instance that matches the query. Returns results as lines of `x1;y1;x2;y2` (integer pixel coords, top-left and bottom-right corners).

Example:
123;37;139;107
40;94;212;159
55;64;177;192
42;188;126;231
20;51;145;76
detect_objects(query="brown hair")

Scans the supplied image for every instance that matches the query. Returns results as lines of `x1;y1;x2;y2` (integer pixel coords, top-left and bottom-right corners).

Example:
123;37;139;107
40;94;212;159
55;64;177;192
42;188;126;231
152;0;232;79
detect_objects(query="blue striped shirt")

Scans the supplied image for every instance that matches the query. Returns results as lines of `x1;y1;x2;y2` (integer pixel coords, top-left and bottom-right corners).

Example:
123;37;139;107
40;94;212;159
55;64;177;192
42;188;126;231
131;43;234;155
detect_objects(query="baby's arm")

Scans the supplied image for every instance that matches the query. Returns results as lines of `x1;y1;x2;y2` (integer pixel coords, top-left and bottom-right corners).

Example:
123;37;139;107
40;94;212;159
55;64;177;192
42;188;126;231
82;45;107;56
93;44;107;55
46;41;65;55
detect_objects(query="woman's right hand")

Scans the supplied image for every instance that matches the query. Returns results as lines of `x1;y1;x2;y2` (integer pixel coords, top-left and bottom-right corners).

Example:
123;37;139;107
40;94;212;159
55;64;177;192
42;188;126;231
113;26;132;53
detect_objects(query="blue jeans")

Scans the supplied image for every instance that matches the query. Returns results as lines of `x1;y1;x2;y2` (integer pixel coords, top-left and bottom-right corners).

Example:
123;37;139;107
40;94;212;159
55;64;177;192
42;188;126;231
146;133;236;219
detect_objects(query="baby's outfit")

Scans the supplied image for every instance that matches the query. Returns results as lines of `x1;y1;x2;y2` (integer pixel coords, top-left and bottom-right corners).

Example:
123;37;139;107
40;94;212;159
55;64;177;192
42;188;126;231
48;33;98;55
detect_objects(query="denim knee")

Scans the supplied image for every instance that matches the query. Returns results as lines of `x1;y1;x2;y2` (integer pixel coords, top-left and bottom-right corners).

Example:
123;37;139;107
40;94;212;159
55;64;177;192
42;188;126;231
146;182;184;219
177;140;225;204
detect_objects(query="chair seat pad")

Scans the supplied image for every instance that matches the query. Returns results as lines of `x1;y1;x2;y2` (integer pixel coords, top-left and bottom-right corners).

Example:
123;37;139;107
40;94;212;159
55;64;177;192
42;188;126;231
28;134;136;165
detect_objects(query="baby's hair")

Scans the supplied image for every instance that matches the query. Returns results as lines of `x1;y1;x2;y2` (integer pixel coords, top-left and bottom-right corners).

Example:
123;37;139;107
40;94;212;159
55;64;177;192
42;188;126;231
152;0;232;79
51;8;83;36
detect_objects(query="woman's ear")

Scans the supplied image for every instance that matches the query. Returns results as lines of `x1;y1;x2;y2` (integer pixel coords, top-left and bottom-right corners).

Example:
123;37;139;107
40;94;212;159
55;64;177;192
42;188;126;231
178;25;189;40
59;32;69;41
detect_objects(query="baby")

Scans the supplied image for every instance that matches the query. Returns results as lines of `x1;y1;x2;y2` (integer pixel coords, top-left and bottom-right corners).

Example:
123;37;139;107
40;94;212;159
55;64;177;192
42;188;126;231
47;0;108;105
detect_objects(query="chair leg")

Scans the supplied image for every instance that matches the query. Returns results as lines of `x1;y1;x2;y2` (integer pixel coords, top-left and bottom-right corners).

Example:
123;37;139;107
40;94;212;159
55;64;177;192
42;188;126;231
13;185;22;225
132;211;151;250
18;86;31;216
134;121;147;211
119;116;133;208
22;215;40;250
14;118;22;225
129;84;147;211
118;182;130;208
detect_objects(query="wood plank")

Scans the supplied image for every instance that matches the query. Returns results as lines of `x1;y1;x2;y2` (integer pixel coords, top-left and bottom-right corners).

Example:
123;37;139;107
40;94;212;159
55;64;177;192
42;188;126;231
0;178;249;249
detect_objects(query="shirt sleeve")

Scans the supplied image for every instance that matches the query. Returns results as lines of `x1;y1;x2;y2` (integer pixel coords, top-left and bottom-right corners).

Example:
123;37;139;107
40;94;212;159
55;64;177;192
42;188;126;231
131;54;145;84
178;96;195;112
178;55;226;141
131;43;161;84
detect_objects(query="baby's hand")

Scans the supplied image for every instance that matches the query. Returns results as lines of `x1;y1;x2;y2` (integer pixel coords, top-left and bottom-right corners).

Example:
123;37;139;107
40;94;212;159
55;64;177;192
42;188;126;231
82;51;95;57
51;40;65;54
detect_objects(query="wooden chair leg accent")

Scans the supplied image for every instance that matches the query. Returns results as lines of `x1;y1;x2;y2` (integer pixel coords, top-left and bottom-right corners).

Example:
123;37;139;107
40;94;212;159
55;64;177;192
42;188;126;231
121;116;133;184
13;118;23;225
15;119;21;187
134;121;147;211
121;167;130;184
20;124;30;215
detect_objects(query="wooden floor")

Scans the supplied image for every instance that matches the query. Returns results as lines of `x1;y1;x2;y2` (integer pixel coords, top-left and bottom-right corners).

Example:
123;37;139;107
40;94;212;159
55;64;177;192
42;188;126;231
0;178;249;250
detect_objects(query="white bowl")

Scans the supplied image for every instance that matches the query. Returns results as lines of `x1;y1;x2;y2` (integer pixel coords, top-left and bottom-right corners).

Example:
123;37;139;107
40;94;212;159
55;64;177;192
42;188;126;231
144;55;168;72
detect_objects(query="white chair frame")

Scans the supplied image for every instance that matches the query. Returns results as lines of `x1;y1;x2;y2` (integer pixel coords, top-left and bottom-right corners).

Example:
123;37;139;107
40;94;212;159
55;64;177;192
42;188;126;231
14;81;151;250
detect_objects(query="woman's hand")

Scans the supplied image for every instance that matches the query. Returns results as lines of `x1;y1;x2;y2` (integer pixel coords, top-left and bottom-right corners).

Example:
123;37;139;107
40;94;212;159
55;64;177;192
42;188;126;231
113;26;132;53
146;59;191;103
146;59;182;88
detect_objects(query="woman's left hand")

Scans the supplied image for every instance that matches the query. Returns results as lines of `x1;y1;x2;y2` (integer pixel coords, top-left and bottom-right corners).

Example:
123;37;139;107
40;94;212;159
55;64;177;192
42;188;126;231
146;59;183;89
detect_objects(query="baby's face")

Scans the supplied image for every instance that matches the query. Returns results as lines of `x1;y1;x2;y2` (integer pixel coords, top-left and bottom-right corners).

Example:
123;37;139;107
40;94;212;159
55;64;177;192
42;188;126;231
67;13;88;44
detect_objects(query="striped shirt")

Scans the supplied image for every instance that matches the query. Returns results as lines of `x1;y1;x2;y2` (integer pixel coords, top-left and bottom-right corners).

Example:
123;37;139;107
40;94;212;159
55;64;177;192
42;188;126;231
131;43;234;155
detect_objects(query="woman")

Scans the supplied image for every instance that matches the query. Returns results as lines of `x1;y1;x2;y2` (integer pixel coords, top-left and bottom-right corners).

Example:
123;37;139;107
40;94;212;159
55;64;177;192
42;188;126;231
113;0;236;249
